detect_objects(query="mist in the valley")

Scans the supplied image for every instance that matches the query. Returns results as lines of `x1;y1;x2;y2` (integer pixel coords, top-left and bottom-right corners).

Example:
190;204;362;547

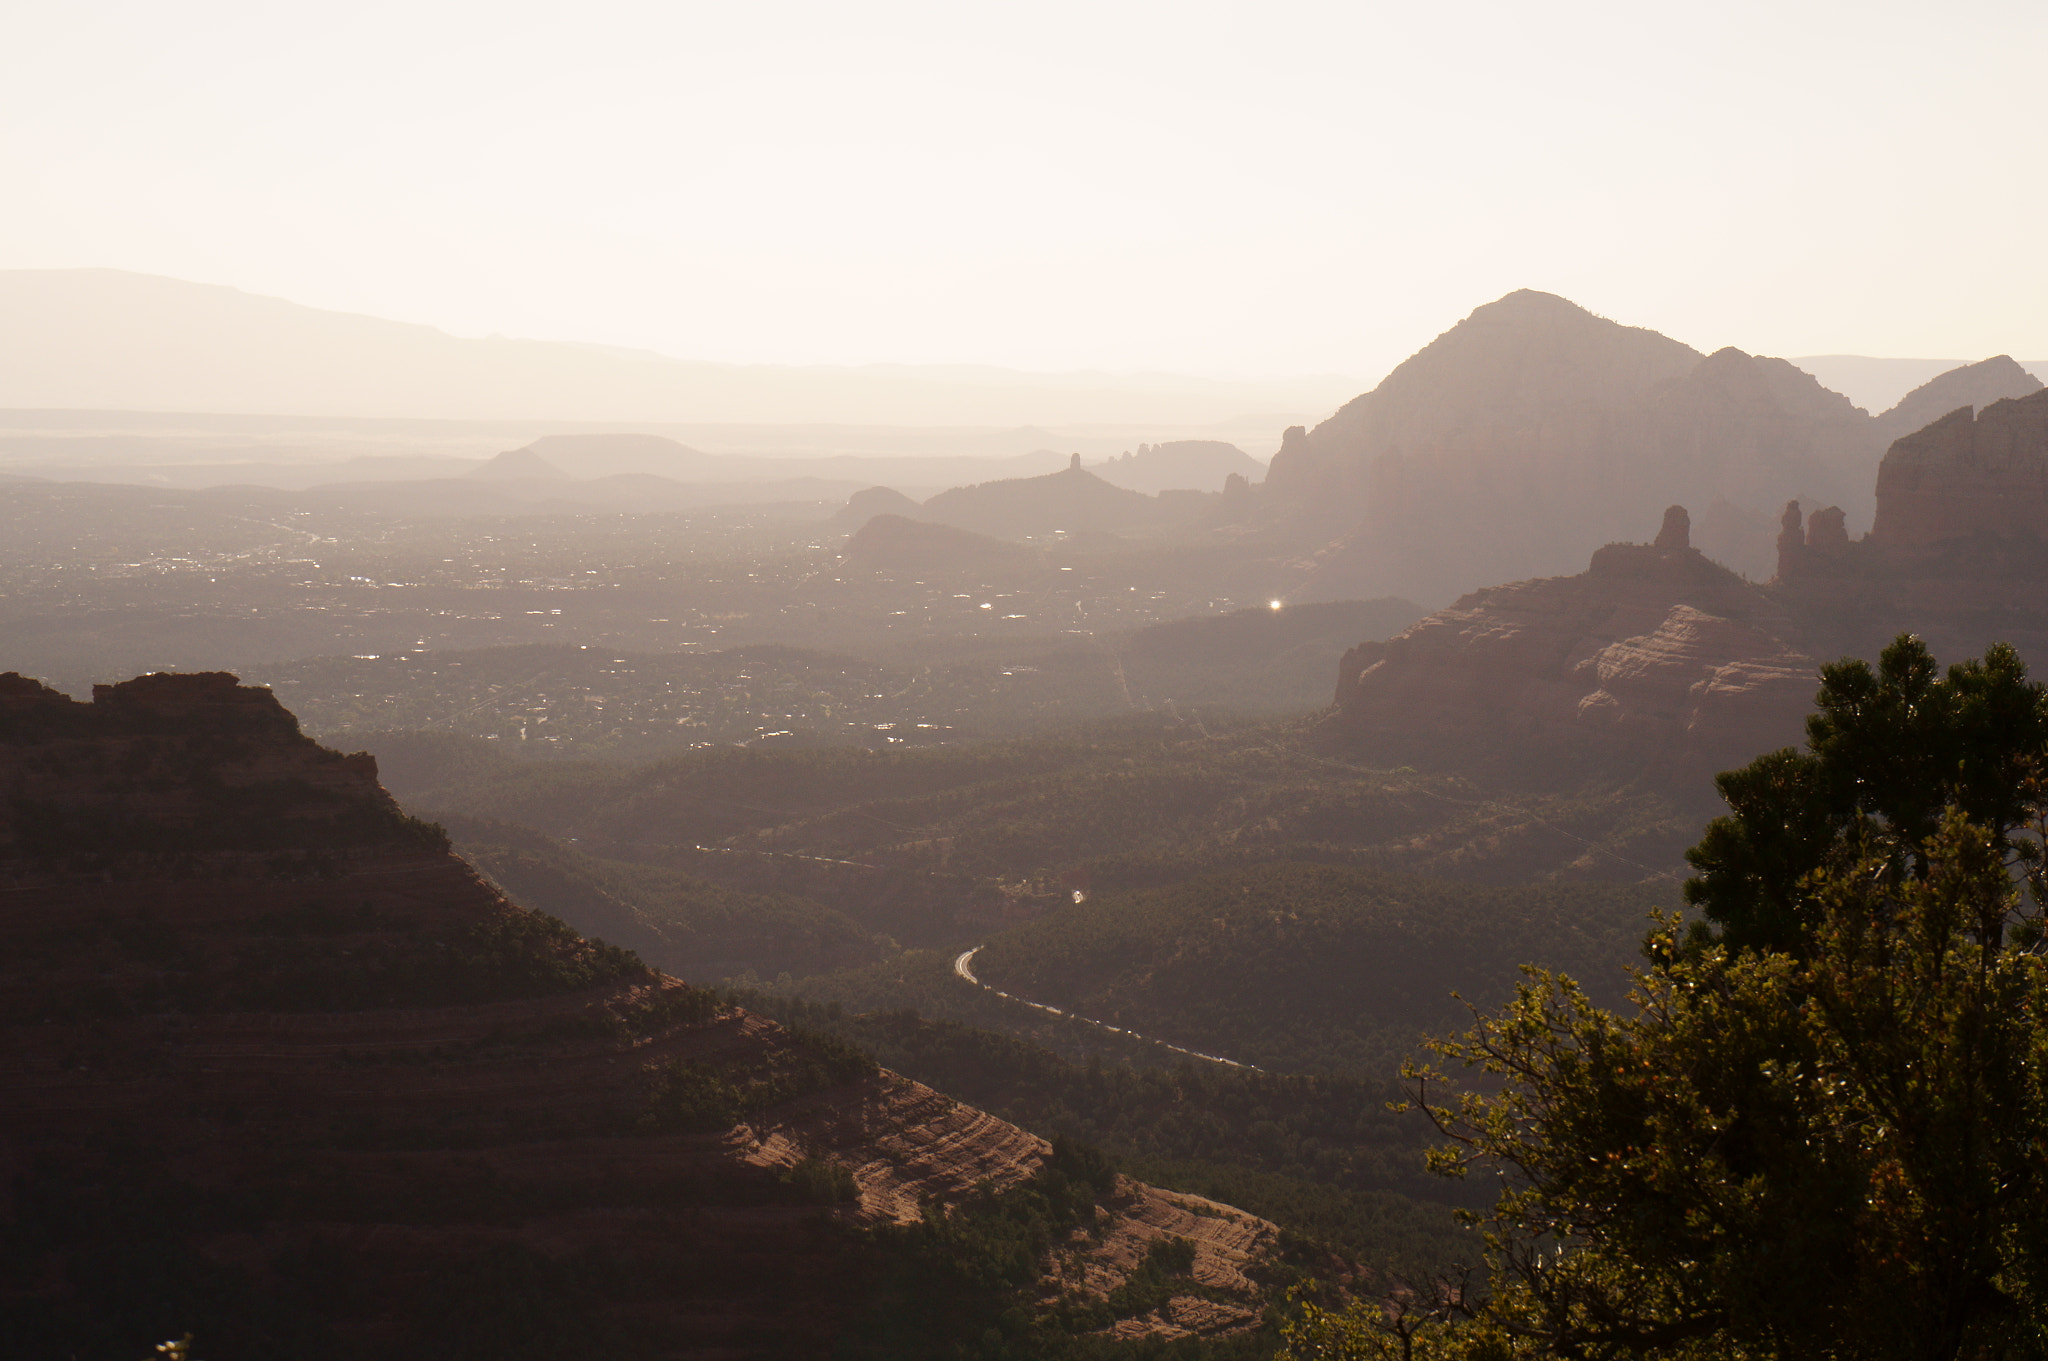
9;2;2048;1358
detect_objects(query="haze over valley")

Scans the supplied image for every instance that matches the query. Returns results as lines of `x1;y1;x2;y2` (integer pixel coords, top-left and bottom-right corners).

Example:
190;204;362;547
9;3;2048;1356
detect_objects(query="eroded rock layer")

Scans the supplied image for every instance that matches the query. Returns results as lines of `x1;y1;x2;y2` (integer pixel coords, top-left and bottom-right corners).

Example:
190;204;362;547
0;672;1271;1359
1323;537;1816;793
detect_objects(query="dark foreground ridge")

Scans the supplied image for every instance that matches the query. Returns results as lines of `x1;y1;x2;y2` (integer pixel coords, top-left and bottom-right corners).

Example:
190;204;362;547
0;671;1276;1360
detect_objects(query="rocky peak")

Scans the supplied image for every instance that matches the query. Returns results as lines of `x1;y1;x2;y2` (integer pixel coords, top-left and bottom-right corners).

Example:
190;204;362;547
1654;504;1690;549
1774;500;1853;580
1267;290;1703;503
1877;355;2045;438
1666;349;1865;426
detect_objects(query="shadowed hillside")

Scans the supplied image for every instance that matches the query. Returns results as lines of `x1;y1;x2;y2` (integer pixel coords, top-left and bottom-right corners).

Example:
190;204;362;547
0;672;1286;1358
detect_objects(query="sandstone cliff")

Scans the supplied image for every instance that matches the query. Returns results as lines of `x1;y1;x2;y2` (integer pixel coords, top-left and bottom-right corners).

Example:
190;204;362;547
0;672;1274;1358
1758;386;2048;667
1869;388;2048;551
1322;515;1817;796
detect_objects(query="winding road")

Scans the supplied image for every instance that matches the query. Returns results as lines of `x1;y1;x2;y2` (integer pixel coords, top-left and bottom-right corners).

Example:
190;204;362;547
952;946;1257;1071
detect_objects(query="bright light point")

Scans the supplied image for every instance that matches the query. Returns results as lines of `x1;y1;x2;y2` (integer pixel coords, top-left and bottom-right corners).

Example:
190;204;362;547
1269;600;1284;611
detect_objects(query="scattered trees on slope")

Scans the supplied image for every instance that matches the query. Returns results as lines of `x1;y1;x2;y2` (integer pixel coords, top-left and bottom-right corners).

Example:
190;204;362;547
1288;637;2048;1361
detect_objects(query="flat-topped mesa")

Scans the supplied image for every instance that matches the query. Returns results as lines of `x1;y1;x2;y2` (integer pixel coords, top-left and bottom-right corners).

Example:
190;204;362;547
0;670;397;863
1870;388;2048;551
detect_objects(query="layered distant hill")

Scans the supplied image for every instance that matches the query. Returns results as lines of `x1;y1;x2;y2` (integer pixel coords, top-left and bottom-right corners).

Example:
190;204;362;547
1266;290;2044;603
918;459;1174;540
0;268;1357;426
1793;355;2048;413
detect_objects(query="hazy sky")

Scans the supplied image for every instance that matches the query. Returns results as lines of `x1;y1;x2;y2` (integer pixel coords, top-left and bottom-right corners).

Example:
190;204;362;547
7;0;2045;380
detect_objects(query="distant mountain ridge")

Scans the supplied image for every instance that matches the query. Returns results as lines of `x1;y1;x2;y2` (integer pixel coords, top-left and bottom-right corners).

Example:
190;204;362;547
1793;354;2048;412
1089;439;1266;494
1267;290;2045;602
0;268;1359;425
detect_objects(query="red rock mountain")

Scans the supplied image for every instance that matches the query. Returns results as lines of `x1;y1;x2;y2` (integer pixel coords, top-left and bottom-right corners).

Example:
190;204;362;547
1323;390;2048;793
1321;513;1816;796
1267;291;2041;603
0;673;1275;1359
1869;388;2048;551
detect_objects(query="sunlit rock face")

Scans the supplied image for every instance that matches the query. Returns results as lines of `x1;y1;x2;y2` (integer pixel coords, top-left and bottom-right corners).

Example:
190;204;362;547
1870;389;2048;552
1322;514;1816;795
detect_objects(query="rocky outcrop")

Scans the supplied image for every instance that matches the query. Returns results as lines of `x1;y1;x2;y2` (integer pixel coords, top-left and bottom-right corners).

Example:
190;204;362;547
0;671;393;860
1774;500;1854;580
1869;389;2048;551
1063;1180;1277;1341
1654;504;1690;550
1323;514;1817;793
0;672;1275;1357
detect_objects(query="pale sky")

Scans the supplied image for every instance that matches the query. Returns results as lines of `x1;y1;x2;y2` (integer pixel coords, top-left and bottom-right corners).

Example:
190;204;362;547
7;0;2045;381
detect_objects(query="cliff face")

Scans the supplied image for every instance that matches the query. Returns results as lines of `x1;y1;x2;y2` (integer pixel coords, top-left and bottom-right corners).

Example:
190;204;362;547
1266;292;2040;603
0;672;1272;1358
1870;388;2048;551
0;670;394;862
1322;517;1817;795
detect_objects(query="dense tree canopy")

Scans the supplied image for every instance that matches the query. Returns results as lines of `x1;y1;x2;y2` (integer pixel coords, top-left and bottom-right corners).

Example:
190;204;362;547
1287;637;2048;1361
1685;635;2048;953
